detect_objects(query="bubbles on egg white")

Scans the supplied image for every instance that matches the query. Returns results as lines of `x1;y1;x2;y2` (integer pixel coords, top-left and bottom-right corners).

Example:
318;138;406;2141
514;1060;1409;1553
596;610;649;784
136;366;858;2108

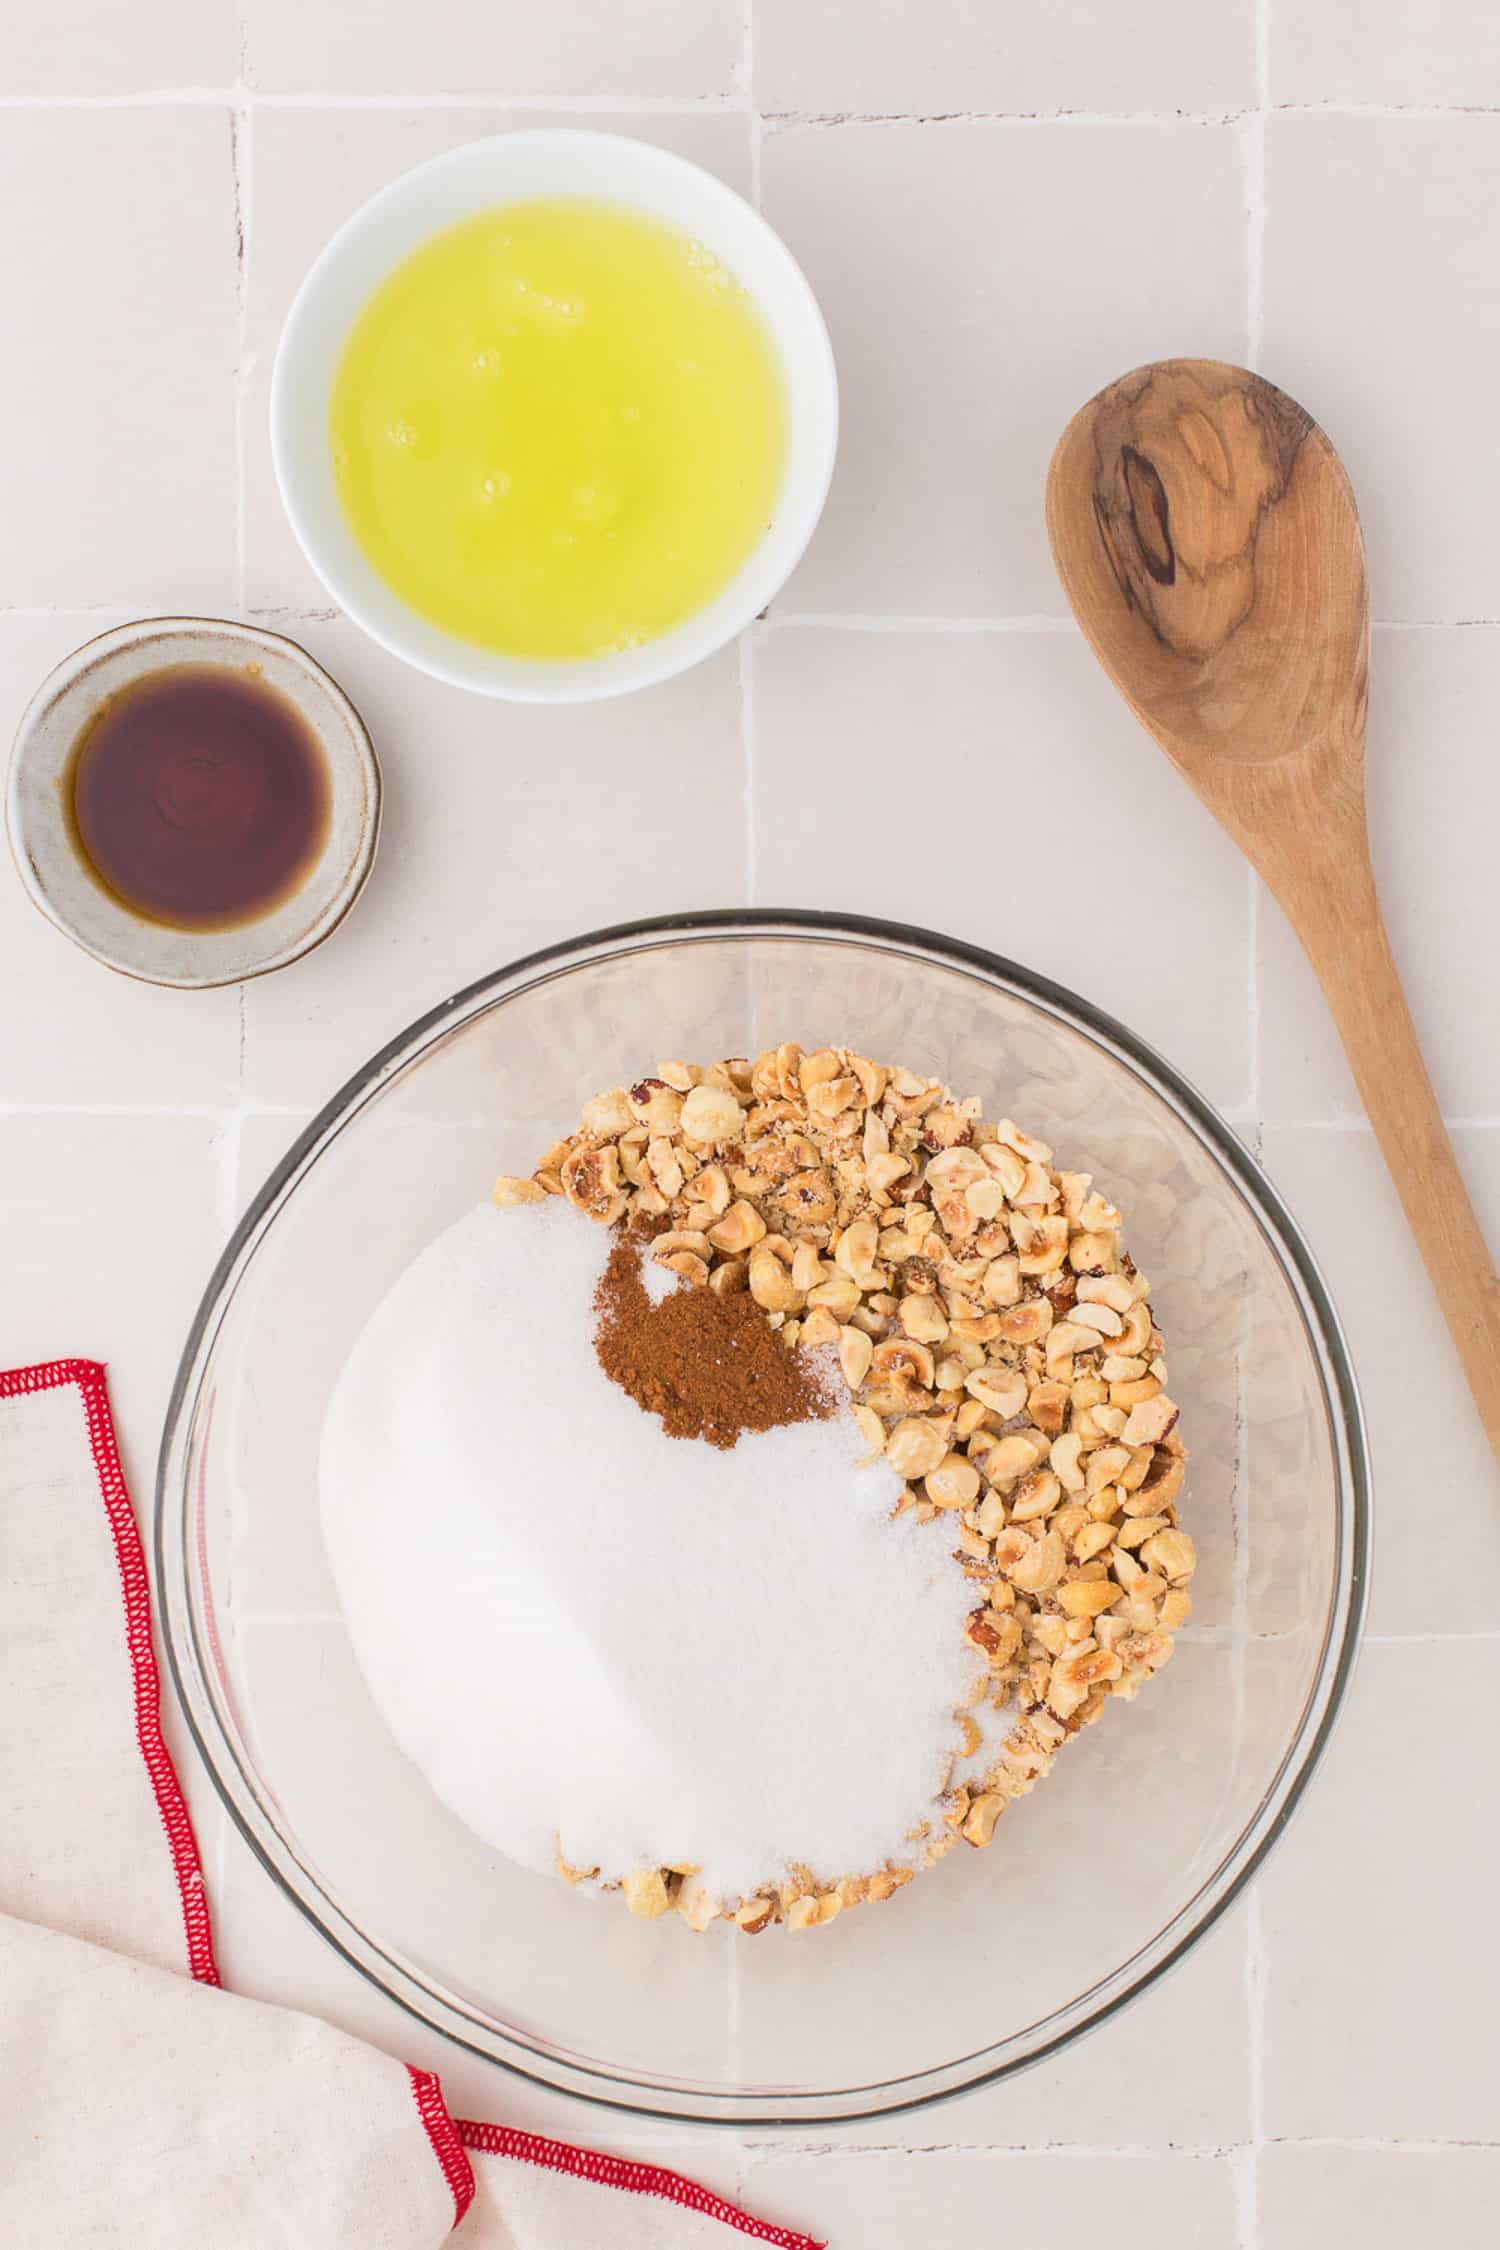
685;241;737;294
387;406;444;459
570;479;622;529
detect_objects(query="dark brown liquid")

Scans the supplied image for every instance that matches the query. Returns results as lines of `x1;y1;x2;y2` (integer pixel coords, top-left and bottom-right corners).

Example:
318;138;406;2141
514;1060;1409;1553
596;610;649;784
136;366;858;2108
67;663;332;932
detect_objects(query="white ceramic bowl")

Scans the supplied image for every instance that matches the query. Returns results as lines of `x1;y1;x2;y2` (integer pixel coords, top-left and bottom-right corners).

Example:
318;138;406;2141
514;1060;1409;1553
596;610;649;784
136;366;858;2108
6;618;381;989
272;131;839;703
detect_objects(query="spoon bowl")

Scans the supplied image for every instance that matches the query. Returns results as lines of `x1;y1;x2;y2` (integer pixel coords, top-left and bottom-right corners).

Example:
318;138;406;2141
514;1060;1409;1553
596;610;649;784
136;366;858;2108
1049;359;1368;794
1048;357;1500;1465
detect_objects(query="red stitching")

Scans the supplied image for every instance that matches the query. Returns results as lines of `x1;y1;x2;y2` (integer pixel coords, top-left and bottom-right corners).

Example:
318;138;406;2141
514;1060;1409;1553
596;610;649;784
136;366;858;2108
0;1359;220;1986
456;2121;826;2249
1;1360;821;2249
0;1357;107;1398
407;2070;477;2227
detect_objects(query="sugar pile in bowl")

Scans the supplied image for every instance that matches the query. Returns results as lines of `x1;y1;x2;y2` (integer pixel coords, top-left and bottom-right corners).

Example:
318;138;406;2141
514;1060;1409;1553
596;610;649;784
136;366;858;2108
319;1198;991;1908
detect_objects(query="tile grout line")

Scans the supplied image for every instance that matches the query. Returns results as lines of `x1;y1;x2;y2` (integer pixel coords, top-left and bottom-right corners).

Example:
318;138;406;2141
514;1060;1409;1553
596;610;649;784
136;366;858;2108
229;6;254;1212
1229;2145;1258;2250
1244;1884;1269;2241
238;1611;342;1626
770;611;1081;633
2;1095;1497;1139
214;1107;245;1244
1366;1628;1500;1643
741;0;763;206
741;626;759;907
1240;0;1271;1141
1264;2134;1500;2152
230;3;252;621
739;0;760;915
6;603;1500;632
0;90;753;113
233;986;249;1201
1246;868;1262;1125
206;1629;1489;1661
0;1099;297;1119
4;1091;1500;1138
14;93;1500;120
749;109;764;209
729;2136;1500;2158
1241;15;1270;2243
1227;1312;1258;2247
1244;49;1267;371
1274;1116;1500;1132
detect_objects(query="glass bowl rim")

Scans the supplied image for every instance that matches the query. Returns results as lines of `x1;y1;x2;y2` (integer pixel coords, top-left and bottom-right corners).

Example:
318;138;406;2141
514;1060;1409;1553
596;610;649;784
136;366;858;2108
156;906;1371;2126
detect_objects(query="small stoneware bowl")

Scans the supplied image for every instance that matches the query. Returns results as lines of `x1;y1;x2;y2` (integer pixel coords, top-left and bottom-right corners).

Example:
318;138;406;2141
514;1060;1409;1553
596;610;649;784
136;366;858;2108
272;129;839;702
5;618;381;989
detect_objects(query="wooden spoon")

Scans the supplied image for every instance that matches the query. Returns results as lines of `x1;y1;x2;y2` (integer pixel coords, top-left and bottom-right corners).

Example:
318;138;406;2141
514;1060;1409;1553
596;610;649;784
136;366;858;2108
1046;356;1500;1462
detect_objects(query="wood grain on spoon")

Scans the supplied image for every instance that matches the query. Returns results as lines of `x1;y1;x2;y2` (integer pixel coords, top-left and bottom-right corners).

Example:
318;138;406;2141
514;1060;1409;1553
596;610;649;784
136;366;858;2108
1047;357;1500;1462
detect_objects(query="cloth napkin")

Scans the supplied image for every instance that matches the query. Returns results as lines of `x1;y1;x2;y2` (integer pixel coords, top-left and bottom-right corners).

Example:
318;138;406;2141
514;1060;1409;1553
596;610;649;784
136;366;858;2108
0;1359;821;2250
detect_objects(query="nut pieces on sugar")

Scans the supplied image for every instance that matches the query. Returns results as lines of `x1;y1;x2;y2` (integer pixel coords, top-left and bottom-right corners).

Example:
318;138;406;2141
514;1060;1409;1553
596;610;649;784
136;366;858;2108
494;1043;1190;1933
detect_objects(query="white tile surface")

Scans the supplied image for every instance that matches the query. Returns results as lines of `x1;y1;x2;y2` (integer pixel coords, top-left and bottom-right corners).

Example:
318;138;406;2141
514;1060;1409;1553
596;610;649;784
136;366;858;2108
752;624;1254;1109
1260;1639;1500;2143
761;118;1247;617
1263;1125;1500;1634
1263;114;1500;624
6;0;237;93
1271;5;1500;107
1260;2147;1500;2250
0;1113;222;1497
828;1905;1251;2150
236;618;745;1105
1258;628;1500;1125
757;0;1256;118
0;110;239;610
977;1906;1253;2147
2;8;1498;2242
243;0;744;98
740;2151;1238;2248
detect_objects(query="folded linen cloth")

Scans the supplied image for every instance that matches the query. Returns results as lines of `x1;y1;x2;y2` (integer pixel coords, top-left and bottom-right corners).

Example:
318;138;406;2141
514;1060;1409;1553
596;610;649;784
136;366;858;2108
0;1359;820;2250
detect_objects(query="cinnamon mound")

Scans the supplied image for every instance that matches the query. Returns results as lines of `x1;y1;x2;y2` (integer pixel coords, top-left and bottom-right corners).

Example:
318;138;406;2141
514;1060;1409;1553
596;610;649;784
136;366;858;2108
594;1235;834;1449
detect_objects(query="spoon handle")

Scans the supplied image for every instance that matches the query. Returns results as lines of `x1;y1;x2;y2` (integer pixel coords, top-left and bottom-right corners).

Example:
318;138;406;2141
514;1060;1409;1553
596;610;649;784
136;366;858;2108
1291;869;1500;1461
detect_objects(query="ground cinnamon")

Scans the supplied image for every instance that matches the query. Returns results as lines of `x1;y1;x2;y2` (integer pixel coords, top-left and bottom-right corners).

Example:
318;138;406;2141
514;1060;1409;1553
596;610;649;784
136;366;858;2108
593;1236;834;1448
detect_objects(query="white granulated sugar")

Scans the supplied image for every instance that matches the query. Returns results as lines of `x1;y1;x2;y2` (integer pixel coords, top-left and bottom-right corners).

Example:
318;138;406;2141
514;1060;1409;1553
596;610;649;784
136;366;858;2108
639;1253;682;1305
954;1682;1016;1789
320;1198;987;1901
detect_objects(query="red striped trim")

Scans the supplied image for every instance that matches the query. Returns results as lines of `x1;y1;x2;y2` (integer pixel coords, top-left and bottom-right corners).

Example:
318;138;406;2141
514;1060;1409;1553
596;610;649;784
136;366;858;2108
0;1359;220;1986
1;1359;821;2249
456;2121;826;2249
408;2070;477;2227
0;1357;105;1400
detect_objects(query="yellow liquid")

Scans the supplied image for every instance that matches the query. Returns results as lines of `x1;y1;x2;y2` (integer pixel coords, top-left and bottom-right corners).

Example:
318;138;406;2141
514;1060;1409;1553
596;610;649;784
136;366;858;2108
330;199;789;661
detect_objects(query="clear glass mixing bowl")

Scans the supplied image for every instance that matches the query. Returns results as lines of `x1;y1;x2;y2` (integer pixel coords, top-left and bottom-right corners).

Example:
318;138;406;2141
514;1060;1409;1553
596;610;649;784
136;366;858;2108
157;913;1368;2125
